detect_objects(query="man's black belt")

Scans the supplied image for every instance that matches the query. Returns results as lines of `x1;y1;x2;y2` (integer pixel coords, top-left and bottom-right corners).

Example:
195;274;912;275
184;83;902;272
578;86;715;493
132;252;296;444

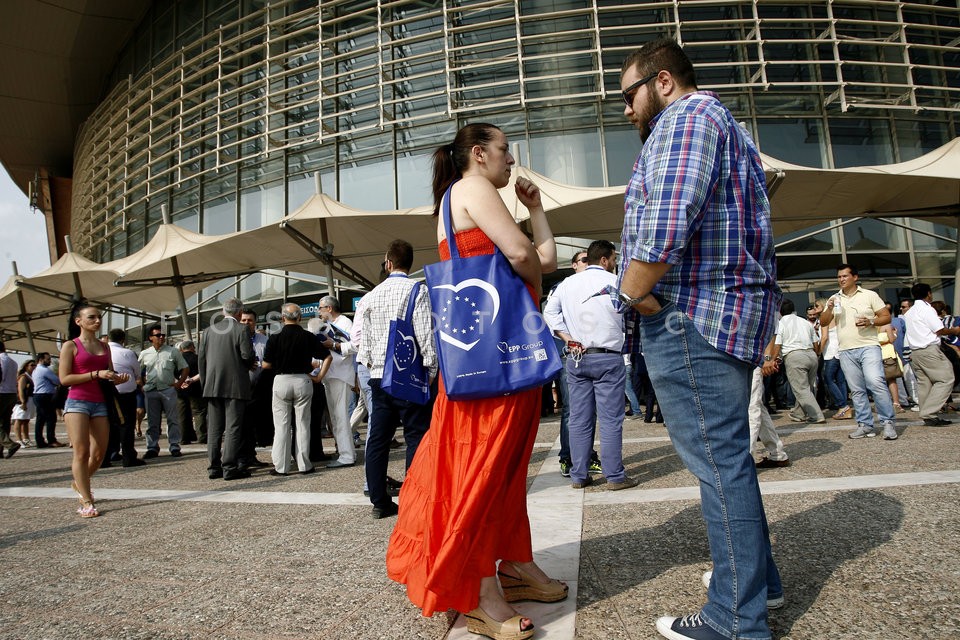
583;347;620;355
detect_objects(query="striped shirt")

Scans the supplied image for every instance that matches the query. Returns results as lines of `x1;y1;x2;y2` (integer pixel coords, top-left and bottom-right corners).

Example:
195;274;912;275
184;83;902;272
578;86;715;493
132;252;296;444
359;273;437;379
617;91;780;365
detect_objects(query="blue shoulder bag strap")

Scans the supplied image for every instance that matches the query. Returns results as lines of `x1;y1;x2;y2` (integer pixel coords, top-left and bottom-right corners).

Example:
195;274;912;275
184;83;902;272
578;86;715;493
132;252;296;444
442;181;503;261
441;183;460;260
405;282;421;325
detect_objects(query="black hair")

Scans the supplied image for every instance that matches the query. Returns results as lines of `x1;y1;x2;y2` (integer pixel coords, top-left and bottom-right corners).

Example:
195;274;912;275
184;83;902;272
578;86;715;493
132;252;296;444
780;299;796;316
430;123;502;215
586;239;616;265
387;239;414;271
621;38;697;90
837;263;859;276
67;299;97;340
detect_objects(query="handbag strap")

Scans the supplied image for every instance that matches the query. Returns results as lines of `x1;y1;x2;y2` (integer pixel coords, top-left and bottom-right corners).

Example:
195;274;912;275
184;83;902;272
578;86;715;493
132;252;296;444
441;181;504;262
404;282;421;323
440;182;462;260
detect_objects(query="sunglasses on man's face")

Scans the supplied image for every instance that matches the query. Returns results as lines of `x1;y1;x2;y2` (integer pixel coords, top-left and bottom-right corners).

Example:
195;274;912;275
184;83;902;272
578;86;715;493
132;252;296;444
150;333;165;338
622;71;659;106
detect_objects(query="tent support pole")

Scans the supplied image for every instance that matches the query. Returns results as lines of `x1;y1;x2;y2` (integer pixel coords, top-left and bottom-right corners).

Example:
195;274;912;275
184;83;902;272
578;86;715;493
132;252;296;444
63;235;84;300
954;217;960;315
319;219;335;296
161;206;193;341
11;262;36;355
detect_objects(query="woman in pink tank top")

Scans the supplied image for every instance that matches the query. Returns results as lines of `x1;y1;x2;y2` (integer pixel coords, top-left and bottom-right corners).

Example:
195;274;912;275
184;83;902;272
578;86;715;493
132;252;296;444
58;302;130;518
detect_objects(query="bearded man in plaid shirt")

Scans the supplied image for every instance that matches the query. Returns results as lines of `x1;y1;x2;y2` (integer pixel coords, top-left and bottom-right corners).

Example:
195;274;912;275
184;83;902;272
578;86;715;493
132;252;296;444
616;38;783;640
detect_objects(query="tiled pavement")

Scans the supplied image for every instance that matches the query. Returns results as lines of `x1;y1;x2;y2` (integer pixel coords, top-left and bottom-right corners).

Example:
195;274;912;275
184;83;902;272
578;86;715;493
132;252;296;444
1;408;958;639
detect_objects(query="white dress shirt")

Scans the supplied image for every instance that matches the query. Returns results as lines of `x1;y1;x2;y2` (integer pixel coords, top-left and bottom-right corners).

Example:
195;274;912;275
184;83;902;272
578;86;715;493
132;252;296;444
543;266;624;351
108;341;140;394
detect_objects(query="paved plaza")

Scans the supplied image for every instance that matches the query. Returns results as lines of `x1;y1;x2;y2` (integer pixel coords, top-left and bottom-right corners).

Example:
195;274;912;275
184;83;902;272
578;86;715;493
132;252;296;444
1;408;958;639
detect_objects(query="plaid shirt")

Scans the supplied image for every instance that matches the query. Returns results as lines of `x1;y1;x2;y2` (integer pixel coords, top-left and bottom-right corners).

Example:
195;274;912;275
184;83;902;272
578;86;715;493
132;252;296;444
617;91;780;365
358;273;437;379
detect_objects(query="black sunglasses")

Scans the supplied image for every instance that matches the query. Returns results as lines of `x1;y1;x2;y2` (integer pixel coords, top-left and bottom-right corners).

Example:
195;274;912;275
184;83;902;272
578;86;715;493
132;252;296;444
150;333;165;338
622;71;660;106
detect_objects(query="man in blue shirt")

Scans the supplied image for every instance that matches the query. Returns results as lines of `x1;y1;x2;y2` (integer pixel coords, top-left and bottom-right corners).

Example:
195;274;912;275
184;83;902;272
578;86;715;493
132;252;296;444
32;352;64;448
617;39;782;640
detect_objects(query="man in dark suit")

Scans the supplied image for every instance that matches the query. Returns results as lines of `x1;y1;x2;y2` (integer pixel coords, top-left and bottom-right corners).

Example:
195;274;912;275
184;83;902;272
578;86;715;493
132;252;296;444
199;297;256;480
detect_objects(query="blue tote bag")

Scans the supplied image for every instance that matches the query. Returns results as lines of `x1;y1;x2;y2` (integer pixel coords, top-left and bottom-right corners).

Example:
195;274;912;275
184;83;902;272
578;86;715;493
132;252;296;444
424;183;561;401
381;282;431;404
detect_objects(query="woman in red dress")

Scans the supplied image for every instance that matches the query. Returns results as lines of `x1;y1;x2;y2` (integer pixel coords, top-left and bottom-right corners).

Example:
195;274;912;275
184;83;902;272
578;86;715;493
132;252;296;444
386;123;564;640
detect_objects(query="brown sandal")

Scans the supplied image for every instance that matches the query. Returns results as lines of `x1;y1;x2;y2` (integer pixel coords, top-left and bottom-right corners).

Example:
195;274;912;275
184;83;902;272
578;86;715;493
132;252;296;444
498;564;568;603
465;607;534;640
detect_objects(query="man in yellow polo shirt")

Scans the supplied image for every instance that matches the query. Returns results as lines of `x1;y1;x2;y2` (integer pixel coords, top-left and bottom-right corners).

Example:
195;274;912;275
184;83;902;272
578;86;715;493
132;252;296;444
818;264;898;440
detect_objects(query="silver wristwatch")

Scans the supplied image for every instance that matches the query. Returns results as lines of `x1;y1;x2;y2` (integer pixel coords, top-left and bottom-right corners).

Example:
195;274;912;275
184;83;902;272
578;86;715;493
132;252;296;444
618;291;647;308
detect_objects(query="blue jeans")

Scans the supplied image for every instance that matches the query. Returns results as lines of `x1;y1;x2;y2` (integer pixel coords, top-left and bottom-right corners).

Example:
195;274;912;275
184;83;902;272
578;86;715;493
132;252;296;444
565;354;626;483
838;346;895;427
624;360;641;414
145;386;182;453
639;302;780;639
822;358;848;409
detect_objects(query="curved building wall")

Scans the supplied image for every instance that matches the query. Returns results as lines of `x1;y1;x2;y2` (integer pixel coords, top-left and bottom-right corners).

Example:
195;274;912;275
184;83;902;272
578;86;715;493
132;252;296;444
72;0;959;304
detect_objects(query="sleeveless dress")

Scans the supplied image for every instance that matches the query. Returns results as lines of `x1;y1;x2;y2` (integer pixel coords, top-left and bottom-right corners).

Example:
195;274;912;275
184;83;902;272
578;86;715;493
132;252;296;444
385;227;542;616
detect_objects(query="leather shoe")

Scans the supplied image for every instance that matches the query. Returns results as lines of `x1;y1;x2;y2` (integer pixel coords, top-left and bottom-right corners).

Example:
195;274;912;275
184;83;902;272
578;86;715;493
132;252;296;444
247;458;270;468
123;458;147;467
325;460;354;469
170;450;182;457
208;468;223;479
756;458;792;468
923;417;953;426
223;469;252;480
143;450;159;459
371;502;399;519
5;442;21;458
268;469;288;476
300;467;317;475
100;460;113;468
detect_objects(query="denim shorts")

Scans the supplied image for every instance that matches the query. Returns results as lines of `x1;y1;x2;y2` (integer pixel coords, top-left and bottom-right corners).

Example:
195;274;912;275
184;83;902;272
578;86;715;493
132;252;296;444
63;398;109;418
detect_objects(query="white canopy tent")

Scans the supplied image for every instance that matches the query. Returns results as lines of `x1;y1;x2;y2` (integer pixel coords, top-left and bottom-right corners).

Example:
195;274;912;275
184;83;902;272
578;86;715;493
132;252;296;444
6;139;957;351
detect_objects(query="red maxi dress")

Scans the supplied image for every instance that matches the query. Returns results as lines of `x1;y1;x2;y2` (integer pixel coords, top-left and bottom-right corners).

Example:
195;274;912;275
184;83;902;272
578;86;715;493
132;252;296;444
386;227;543;616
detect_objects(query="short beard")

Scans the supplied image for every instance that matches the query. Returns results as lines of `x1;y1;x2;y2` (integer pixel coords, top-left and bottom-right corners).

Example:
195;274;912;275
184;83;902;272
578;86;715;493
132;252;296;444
638;124;651;144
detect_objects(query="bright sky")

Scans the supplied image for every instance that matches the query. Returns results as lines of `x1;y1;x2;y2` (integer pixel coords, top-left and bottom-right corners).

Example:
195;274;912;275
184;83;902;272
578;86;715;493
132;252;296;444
0;169;51;281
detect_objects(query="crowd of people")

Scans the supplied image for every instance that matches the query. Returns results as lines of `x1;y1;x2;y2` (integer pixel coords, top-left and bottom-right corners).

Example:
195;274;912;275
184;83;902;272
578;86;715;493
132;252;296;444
3;37;958;640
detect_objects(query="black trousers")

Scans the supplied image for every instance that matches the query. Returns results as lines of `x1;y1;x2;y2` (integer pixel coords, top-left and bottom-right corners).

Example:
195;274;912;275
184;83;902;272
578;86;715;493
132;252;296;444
33;393;58;446
364;378;435;510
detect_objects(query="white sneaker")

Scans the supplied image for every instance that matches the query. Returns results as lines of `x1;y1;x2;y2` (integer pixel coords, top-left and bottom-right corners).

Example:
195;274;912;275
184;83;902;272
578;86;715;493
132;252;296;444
701;570;784;609
848;424;877;439
882;422;899;440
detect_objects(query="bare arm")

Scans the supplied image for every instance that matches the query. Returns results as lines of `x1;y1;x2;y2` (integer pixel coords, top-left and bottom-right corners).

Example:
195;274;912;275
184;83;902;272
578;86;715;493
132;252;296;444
619;259;672;315
444;176;556;294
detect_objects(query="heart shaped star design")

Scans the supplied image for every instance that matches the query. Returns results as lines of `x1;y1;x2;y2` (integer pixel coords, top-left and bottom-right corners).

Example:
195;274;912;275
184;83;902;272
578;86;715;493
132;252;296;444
392;331;418;371
434;278;501;351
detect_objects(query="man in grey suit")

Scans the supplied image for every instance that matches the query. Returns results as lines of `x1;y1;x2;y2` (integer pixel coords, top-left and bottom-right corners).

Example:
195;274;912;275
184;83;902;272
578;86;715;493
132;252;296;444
199;297;256;480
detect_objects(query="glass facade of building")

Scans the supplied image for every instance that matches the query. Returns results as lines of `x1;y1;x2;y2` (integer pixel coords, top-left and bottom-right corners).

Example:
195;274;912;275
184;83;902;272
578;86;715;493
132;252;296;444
71;0;960;311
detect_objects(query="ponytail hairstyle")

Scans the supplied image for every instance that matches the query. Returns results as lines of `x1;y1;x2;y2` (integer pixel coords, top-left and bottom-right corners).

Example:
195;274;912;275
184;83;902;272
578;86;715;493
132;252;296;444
67;299;95;341
430;122;502;215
